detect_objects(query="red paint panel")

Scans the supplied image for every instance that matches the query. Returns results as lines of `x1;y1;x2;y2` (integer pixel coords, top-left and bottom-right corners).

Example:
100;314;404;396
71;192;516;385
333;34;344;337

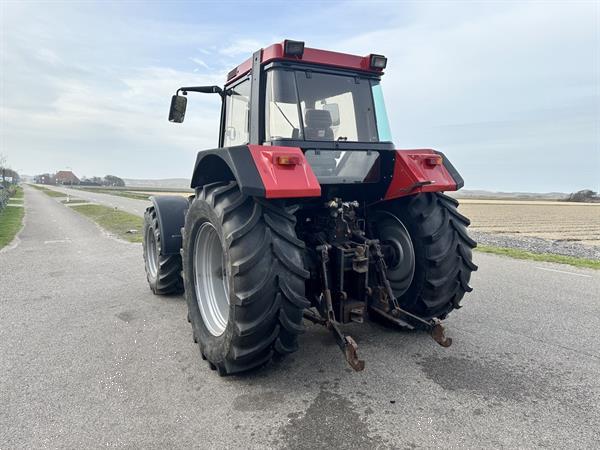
262;43;381;73
384;150;457;200
247;145;321;199
227;42;383;84
227;57;252;84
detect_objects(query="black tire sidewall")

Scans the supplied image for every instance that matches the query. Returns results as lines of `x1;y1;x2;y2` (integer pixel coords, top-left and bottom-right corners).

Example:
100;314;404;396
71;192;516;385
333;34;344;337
183;198;235;365
374;195;449;316
393;206;428;312
142;210;158;291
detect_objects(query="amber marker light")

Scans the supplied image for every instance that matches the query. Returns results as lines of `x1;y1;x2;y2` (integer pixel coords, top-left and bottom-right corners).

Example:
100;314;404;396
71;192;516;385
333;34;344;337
274;154;301;166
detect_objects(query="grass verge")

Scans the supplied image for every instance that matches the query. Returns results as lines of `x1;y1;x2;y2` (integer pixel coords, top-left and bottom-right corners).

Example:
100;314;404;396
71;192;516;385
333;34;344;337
61;199;89;204
97;189;150;201
70;204;143;243
0;204;25;249
475;245;599;270
29;184;66;197
12;186;24;199
74;187;150;201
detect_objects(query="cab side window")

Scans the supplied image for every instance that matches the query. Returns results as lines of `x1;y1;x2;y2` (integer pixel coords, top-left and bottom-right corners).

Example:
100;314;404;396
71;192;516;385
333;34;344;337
223;78;251;147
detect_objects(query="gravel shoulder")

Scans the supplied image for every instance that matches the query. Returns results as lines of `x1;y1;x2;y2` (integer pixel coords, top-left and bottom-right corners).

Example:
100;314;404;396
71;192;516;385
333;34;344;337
472;231;600;260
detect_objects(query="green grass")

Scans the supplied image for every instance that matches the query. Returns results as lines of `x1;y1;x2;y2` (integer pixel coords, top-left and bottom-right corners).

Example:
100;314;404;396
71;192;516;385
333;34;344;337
70;204;143;243
29;184;51;191
61;198;89;204
12;186;24;199
94;189;150;201
72;187;151;200
29;184;66;197
44;190;66;197
78;186;192;193
475;245;600;270
0;204;25;249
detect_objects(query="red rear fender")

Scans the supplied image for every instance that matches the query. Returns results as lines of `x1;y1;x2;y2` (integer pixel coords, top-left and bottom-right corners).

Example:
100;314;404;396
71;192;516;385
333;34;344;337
384;149;463;200
247;145;321;199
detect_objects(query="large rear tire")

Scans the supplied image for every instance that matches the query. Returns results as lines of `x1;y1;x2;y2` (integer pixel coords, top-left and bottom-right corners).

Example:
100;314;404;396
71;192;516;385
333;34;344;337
371;192;477;320
182;181;309;375
142;206;183;295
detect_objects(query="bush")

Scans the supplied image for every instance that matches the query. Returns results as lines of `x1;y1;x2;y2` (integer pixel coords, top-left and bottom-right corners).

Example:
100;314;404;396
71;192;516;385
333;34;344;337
566;189;600;203
104;175;125;187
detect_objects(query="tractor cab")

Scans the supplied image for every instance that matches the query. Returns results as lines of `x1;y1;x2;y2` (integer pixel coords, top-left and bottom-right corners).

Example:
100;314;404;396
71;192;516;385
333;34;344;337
169;40;396;187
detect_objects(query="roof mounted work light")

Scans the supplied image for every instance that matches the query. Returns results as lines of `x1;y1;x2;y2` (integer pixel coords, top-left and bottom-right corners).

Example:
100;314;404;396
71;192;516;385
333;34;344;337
369;54;387;69
283;40;305;57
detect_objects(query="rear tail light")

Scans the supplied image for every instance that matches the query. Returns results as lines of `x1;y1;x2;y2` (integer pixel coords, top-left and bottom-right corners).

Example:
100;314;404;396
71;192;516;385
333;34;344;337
424;155;443;167
274;154;301;166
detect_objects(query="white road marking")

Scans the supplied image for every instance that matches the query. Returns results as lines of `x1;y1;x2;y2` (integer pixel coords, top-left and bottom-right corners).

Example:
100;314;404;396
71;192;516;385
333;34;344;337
534;266;592;278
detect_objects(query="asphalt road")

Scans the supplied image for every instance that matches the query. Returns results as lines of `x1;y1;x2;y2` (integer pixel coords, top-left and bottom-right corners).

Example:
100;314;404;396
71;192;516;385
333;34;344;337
43;185;150;217
1;185;599;448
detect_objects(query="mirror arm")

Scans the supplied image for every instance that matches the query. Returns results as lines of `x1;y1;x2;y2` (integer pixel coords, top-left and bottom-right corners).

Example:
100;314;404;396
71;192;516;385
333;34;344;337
169;85;224;124
176;86;224;98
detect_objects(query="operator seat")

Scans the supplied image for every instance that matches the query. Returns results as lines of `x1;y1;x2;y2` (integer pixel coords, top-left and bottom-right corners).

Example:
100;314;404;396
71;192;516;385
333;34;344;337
303;109;341;176
303;109;339;175
304;109;334;141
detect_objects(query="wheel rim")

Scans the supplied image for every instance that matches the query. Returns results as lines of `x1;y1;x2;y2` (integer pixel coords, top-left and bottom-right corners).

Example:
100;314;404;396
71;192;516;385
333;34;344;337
193;222;230;336
145;226;159;278
371;212;415;297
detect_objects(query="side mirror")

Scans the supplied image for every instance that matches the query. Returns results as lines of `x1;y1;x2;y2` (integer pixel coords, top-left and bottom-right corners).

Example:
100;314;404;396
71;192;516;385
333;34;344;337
169;95;187;123
323;103;340;126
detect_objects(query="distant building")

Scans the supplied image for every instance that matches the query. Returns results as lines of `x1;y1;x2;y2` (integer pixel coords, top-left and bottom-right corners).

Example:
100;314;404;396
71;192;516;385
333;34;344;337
55;170;80;185
34;173;56;185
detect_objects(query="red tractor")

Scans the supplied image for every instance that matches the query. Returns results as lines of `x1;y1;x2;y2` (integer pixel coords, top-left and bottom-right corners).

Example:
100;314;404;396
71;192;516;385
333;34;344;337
142;40;477;375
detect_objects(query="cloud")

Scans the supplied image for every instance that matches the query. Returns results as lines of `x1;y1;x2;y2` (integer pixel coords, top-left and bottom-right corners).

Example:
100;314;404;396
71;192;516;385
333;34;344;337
335;1;600;191
35;48;62;66
189;57;210;70
0;2;231;178
219;39;265;57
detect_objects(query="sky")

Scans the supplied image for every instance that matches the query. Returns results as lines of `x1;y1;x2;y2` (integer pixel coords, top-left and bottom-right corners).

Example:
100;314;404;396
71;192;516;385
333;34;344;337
1;0;598;192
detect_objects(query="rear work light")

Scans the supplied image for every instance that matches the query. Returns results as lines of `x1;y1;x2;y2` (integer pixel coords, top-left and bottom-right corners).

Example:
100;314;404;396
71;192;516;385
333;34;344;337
369;54;387;69
283;40;305;57
274;154;301;166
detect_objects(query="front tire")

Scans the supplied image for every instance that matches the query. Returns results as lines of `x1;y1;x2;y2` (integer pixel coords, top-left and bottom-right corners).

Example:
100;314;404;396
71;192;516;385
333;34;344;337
182;181;309;375
142;206;183;295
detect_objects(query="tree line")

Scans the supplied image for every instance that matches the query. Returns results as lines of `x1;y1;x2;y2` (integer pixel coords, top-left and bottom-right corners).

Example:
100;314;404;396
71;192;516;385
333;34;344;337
33;172;126;187
80;175;126;187
565;189;599;203
0;153;20;186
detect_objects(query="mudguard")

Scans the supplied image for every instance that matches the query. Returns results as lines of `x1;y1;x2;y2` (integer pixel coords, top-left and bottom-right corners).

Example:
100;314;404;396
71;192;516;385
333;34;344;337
190;145;321;199
190;146;461;201
150;195;189;255
384;150;464;200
